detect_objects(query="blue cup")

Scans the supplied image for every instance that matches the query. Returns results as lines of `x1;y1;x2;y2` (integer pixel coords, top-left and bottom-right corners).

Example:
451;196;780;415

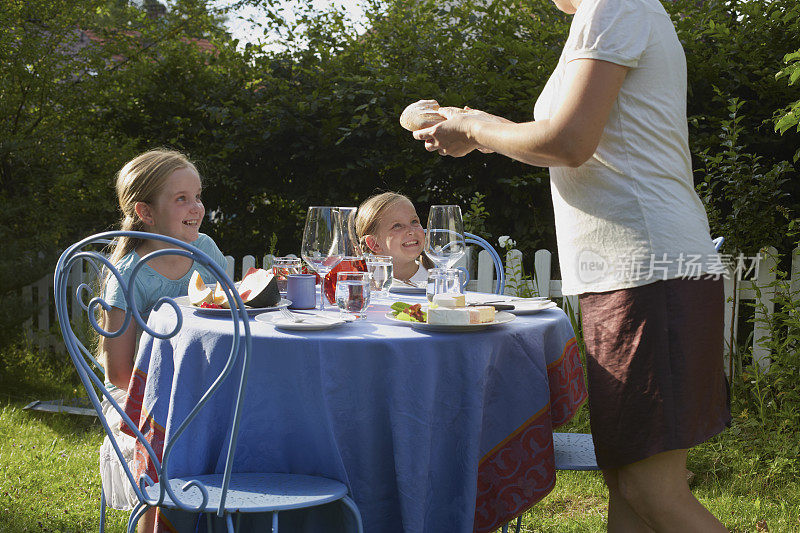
286;274;316;309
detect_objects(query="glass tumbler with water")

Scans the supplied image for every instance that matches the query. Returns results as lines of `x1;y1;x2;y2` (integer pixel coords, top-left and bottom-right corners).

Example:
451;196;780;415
272;257;302;293
335;271;371;319
426;268;466;301
366;255;393;292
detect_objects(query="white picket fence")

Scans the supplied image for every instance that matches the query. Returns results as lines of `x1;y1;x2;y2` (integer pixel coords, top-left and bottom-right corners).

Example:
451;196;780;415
22;246;799;372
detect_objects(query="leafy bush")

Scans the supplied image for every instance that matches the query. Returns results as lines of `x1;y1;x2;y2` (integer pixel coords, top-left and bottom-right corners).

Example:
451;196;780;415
728;240;800;478
3;0;800;355
774;49;800;161
695;96;791;256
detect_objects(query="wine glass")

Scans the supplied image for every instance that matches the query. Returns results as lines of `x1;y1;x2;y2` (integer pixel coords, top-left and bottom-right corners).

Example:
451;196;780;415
301;206;346;310
425;205;466;270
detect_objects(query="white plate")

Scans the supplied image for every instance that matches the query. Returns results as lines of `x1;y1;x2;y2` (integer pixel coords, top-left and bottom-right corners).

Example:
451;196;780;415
174;296;291;316
254;312;347;330
384;310;516;331
507;300;558;315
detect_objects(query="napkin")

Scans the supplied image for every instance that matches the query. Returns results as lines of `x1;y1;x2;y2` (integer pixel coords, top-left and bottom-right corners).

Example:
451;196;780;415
465;294;557;312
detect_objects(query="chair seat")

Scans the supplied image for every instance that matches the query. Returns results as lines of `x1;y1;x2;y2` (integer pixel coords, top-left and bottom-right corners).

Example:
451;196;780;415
553;432;599;471
145;472;349;513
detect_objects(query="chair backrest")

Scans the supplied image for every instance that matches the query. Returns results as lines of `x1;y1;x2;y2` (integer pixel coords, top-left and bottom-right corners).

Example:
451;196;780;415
464;232;505;295
54;230;252;516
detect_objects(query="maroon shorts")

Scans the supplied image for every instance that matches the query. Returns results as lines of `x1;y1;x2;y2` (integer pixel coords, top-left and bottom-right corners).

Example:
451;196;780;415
579;278;731;470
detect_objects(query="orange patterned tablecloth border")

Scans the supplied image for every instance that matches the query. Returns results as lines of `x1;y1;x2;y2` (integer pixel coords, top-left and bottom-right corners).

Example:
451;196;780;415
473;337;587;533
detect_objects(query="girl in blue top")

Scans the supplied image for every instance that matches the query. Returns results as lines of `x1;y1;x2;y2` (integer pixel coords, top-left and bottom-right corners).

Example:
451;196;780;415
98;149;225;522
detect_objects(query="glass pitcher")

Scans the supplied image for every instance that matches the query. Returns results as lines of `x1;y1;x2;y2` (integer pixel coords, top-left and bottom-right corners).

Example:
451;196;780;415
324;207;367;304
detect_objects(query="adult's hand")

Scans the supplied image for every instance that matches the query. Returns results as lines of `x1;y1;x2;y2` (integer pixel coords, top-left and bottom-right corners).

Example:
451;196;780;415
413;106;512;157
414;59;628;167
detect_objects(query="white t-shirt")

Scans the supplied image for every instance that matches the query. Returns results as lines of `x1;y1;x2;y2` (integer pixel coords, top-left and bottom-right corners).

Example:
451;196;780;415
534;0;717;295
408;263;429;284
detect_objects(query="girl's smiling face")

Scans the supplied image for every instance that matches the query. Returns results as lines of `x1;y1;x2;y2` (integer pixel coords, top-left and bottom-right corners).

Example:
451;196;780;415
137;167;205;243
367;199;425;266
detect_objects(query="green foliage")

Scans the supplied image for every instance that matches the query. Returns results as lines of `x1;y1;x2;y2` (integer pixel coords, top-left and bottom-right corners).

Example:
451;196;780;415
739;246;800;425
774;49;800;162
461;191;488;237
670;0;799;252
695;96;792;255
4;0;800;354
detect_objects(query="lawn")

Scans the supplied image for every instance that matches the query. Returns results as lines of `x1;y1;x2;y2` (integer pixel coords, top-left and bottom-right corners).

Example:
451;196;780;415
1;343;798;532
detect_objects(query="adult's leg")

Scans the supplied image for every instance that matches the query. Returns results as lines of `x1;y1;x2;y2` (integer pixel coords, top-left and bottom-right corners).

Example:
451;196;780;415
602;468;654;533
616;449;727;533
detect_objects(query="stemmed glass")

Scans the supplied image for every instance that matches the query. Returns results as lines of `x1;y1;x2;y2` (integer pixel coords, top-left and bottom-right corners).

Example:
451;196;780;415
301;207;346;310
425;205;466;270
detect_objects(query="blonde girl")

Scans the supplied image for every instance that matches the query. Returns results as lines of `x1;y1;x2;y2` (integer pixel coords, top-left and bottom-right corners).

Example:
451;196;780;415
98;149;225;530
355;192;434;284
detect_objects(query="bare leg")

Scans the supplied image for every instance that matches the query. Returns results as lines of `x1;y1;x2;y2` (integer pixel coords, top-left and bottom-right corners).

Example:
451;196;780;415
137;508;156;533
602;469;654;533
616;449;727;533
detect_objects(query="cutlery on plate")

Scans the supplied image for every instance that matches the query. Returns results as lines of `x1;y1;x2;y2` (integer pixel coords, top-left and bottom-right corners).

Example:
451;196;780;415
279;308;305;323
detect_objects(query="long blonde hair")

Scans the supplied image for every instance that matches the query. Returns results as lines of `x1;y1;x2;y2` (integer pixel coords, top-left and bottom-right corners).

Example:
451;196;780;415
355;192;435;269
107;149;198;267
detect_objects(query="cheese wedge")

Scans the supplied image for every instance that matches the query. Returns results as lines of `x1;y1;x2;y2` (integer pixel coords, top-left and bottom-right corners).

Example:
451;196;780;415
468;306;496;324
431;293;466;308
427;307;471;325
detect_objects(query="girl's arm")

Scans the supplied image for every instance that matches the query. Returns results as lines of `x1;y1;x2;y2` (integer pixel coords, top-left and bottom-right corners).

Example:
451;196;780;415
100;307;138;391
413;58;629;167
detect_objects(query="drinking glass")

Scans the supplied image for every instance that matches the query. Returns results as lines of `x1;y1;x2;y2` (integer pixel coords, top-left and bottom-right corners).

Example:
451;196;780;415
335;271;371;319
425;268;467;301
425;205;466;270
272;257;302;293
366;255;393;292
323;207;367;305
301;206;346;311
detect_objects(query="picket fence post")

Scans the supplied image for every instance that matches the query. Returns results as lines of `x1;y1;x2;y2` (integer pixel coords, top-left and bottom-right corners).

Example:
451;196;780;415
534;250;552;299
241;255;256;278
752;247;778;370
504;249;523;296
476;250;495;293
722;275;738;377
36;274;51;354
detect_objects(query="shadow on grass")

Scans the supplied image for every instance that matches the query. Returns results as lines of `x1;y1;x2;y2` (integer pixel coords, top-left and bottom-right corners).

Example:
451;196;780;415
4;402;101;440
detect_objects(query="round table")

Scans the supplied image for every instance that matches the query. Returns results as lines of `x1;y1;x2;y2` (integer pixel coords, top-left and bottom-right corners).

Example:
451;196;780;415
123;292;586;532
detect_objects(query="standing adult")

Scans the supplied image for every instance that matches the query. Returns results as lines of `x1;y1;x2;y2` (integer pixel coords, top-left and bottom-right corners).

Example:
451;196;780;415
411;0;731;530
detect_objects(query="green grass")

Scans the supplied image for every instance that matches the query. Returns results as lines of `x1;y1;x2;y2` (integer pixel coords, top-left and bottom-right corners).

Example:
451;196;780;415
1;344;799;532
0;345;130;532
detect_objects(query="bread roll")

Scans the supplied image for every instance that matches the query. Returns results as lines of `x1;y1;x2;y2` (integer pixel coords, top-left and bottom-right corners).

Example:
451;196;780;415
400;99;446;131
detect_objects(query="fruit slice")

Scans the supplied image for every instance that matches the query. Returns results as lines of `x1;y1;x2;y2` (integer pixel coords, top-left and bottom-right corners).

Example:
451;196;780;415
187;270;213;306
213;282;230;308
237;267;280;308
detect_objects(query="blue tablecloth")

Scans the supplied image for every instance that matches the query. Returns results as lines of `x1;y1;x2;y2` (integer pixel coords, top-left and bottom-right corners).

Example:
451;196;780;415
124;293;586;532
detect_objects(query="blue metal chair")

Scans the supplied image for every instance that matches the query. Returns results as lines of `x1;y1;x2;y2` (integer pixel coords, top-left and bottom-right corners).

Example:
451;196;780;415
54;231;363;533
464;232;505;295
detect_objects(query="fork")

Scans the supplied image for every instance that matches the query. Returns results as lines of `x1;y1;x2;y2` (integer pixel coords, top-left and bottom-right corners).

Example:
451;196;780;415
279;307;304;323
